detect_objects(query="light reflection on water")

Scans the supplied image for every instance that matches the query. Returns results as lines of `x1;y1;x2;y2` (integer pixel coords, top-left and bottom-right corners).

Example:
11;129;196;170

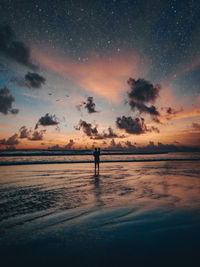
0;161;200;224
0;161;200;266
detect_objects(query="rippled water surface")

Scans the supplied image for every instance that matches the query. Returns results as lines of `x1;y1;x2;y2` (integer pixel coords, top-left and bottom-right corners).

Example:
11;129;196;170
0;161;200;266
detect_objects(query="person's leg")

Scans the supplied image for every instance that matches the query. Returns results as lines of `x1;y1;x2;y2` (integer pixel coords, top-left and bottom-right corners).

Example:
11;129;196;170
95;161;97;175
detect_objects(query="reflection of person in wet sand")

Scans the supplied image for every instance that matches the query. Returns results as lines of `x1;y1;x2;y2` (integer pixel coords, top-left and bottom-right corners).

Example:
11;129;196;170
93;148;100;176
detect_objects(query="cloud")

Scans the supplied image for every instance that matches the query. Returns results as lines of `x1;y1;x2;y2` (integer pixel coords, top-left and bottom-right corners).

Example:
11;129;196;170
125;140;137;150
11;72;46;89
92;127;125;140
35;113;59;129
0;133;19;147
48;144;61;150
158;93;200;122
161;106;183;120
104;140;200;152
47;139;75;150
116;116;159;135
33;47;146;102
75;120;125;139
106;139;137;151
0;24;36;69
150;126;160;133
139;141;178;152
19;126;31;138
75;120;98;137
64;139;75;149
128;78;160;103
0;86;19;115
77;96;98;113
18;126;46;141
127;78;160;119
107;139;124;150
24;72;46;88
28;130;46;141
192;122;200;130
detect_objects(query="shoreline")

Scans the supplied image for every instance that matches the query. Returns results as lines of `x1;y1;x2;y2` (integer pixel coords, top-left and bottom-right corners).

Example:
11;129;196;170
1;157;200;166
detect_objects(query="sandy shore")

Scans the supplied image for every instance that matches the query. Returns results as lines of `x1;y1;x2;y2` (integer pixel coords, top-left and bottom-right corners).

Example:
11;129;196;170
0;161;200;266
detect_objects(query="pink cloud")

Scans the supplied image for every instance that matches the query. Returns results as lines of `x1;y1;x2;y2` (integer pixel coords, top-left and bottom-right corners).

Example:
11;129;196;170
33;47;147;102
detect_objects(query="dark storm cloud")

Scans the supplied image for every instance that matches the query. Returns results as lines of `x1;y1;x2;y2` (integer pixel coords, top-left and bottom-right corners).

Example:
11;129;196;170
116;116;159;135
75;120;124;139
35;113;59;129
0;133;19;146
0;24;37;69
76;96;98;113
127;78;161;119
0;86;19;115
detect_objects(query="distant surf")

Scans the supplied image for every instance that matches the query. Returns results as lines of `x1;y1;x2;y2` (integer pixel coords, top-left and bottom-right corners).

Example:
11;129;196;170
0;151;200;166
1;157;200;166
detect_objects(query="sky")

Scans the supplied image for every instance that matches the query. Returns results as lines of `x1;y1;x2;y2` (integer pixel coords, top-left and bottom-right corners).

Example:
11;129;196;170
0;0;200;150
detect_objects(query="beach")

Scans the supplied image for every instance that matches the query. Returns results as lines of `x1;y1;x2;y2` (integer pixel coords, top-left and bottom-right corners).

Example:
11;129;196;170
0;160;200;266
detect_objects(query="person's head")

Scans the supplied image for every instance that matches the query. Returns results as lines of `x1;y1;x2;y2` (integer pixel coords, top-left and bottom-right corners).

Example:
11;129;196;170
98;147;100;151
95;148;97;151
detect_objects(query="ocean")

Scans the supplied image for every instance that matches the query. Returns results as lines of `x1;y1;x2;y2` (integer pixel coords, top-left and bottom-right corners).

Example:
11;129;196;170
0;150;200;165
0;152;200;266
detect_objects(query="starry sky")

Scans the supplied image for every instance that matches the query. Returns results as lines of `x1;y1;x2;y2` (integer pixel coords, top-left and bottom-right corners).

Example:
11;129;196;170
0;0;200;150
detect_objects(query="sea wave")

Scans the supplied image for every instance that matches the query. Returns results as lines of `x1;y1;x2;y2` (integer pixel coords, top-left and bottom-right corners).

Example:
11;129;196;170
0;150;168;157
0;151;200;166
1;157;200;166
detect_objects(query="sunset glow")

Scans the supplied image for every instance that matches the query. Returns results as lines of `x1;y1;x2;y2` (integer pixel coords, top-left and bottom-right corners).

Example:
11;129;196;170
0;1;199;151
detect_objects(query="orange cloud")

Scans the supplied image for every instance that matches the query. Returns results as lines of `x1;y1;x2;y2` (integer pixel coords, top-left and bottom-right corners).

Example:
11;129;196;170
158;84;200;122
33;47;147;102
164;95;200;121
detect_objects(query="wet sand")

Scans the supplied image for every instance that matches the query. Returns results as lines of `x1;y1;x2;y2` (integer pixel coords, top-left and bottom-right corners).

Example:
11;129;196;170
0;161;200;266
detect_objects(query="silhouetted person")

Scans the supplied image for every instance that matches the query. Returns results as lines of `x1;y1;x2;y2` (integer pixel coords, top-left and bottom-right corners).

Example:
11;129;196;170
93;147;100;176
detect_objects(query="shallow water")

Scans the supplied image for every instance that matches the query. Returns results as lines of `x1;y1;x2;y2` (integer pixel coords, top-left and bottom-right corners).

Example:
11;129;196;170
0;161;200;266
1;151;200;165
